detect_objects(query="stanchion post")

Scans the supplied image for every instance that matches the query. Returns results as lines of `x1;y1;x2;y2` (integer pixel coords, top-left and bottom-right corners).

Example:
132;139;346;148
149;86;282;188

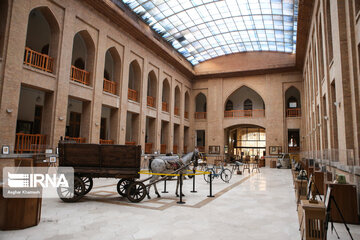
177;174;185;204
207;172;214;197
161;177;168;193
191;173;197;193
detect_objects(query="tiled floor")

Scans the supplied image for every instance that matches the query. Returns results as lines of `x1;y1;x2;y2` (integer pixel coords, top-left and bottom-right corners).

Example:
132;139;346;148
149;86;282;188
1;167;359;240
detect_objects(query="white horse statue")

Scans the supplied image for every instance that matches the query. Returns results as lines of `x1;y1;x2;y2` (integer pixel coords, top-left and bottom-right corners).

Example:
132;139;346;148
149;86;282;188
147;149;199;199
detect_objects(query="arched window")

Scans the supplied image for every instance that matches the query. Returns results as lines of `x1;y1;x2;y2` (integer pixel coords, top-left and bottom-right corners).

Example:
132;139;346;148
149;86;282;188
74;58;85;69
244;99;253;110
225;100;233;111
288;96;298;108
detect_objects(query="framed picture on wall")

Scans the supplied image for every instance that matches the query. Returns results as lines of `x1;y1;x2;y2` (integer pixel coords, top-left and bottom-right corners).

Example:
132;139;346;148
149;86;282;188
209;145;220;154
269;146;282;155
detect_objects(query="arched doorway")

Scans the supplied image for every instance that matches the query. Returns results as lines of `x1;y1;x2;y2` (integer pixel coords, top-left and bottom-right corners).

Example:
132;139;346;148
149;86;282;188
226;125;266;159
147;71;157;107
195;93;206;119
285;86;301;117
24;7;60;73
224;86;265;118
103;47;121;95
128;60;141;102
71;30;95;86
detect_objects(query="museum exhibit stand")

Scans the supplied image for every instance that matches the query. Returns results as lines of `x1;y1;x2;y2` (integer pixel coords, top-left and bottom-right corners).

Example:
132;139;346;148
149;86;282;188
0;156;45;230
300;200;326;240
324;182;359;224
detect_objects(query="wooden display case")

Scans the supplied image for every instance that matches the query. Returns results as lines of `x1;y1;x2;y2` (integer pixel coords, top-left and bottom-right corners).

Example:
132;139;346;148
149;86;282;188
300;200;326;240
295;179;308;204
313;171;324;195
324;182;359;224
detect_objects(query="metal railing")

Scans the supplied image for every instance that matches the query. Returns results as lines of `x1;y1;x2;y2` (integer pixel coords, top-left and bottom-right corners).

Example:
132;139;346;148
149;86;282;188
103;78;116;95
300;149;358;168
24;47;54;73
224;109;265;118
70;65;90;85
15;133;46;153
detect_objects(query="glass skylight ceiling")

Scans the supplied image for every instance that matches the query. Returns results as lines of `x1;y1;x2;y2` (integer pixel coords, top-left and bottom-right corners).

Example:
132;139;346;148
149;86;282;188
119;0;299;65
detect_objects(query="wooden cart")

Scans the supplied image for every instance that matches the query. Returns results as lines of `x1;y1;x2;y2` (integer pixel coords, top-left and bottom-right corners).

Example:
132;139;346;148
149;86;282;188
57;142;146;203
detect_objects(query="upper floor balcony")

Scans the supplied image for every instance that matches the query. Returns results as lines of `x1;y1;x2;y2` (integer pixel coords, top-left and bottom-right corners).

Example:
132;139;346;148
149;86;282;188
103;78;116;95
24;47;54;73
128;89;138;102
224;109;265;118
70;65;90;86
147;96;155;108
286;108;301;117
195;112;207;119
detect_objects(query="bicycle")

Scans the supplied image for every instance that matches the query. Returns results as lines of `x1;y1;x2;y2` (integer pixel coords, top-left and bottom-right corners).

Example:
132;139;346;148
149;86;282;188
203;164;232;183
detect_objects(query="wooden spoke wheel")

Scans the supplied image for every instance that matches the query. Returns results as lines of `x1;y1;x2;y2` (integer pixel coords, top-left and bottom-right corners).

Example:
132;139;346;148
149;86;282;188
81;176;93;195
117;179;132;197
126;182;147;203
57;176;85;202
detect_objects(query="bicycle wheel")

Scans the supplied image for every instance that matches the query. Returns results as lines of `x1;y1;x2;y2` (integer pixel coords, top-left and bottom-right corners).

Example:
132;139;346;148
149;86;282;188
203;168;215;183
221;169;232;183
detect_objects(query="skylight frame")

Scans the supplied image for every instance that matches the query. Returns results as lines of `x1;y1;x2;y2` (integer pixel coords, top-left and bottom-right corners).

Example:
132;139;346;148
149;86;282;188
118;0;298;65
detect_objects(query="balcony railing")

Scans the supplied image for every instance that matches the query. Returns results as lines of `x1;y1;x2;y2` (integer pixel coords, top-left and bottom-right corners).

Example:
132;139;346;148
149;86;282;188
286;108;301;117
184;111;189;119
174;107;179;116
15;133;46;153
24;47;54;73
128;89;138;102
145;143;152;154
288;146;300;153
184;146;187;153
161;144;166;154
103;78;116;95
125;141;136;145
195;112;206;119
70;65;90;85
197;146;205;153
147;96;155;108
100;139;114;144
173;145;178;154
65;136;86;143
224;109;265;118
162;102;168;112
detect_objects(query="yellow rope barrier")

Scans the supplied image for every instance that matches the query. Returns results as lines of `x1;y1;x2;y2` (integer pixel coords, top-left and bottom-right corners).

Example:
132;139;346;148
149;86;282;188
138;169;211;176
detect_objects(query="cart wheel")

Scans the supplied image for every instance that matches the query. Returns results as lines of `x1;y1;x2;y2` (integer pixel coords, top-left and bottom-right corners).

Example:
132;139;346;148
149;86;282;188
117;179;132;197
126;182;147;203
203;168;215;183
81;176;93;195
221;169;232;183
57;176;85;202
